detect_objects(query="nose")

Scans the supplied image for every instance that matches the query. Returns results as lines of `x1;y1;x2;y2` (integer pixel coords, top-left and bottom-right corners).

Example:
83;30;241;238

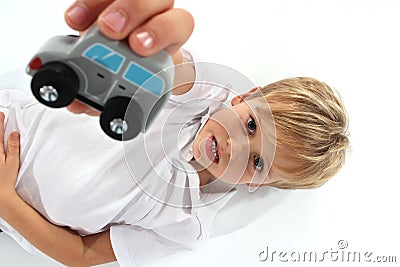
226;136;250;159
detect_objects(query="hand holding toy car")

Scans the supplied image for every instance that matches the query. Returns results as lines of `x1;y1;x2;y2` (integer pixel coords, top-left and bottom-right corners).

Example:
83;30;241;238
64;0;194;115
27;26;175;141
26;0;194;141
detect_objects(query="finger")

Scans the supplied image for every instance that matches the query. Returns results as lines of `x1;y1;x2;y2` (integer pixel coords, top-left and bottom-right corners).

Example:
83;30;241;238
97;0;174;40
66;100;101;116
128;8;194;57
66;100;89;114
0;112;5;156
6;132;20;166
65;0;115;31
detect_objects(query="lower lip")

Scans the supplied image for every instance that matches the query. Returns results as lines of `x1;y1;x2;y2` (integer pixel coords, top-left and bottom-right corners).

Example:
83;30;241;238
205;137;217;163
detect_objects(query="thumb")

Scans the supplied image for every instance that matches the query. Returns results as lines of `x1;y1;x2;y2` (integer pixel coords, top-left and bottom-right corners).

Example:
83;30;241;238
6;132;20;166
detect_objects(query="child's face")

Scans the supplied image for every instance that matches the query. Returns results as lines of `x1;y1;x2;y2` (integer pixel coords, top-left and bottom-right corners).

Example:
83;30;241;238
192;89;282;187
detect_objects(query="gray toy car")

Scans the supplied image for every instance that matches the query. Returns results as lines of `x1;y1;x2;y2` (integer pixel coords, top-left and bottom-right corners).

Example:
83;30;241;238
26;26;174;141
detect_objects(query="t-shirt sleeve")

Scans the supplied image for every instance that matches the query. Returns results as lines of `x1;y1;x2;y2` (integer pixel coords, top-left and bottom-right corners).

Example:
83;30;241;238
110;216;203;267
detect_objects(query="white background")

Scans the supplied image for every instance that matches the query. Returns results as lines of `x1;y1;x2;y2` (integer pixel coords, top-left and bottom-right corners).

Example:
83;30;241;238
0;0;399;266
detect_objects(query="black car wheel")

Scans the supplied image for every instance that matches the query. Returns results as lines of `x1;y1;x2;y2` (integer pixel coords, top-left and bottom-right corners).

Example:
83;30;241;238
31;62;79;108
100;96;143;141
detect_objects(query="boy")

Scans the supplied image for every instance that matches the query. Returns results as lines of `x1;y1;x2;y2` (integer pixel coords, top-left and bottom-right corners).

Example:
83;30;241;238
0;1;349;267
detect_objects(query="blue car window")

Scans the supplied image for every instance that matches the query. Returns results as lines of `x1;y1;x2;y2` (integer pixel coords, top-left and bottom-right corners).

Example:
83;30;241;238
83;44;125;73
123;62;164;96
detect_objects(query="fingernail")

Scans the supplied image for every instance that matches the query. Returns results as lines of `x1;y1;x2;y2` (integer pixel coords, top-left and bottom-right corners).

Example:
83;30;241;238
66;4;88;26
102;10;127;33
11;132;19;140
136;31;154;50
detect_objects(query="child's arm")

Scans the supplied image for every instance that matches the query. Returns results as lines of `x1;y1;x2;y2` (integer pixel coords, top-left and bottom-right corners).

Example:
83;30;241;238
0;113;116;266
171;51;196;96
0;196;116;266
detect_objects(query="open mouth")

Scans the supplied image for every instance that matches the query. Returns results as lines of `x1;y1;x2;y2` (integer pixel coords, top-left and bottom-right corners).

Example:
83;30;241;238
211;136;220;163
206;136;220;164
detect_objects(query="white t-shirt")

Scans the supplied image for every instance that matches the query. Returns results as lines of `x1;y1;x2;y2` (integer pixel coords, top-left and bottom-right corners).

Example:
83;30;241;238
0;51;237;266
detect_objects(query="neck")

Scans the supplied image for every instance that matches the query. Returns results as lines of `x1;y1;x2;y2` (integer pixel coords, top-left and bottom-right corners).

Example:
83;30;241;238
198;169;212;186
189;159;212;186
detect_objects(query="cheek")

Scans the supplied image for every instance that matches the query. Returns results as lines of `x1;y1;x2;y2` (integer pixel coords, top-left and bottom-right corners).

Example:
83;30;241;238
214;159;251;184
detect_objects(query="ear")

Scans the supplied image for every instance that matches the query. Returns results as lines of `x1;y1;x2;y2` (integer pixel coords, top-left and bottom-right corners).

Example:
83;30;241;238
231;87;261;106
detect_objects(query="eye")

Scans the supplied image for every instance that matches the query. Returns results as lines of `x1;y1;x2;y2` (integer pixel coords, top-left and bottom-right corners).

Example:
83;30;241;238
247;116;256;135
254;156;264;172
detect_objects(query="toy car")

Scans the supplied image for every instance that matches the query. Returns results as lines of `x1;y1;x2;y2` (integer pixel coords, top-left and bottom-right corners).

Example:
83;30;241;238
26;25;174;141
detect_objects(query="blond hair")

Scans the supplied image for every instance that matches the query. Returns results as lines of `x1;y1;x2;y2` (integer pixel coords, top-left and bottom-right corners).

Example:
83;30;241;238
258;77;349;189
